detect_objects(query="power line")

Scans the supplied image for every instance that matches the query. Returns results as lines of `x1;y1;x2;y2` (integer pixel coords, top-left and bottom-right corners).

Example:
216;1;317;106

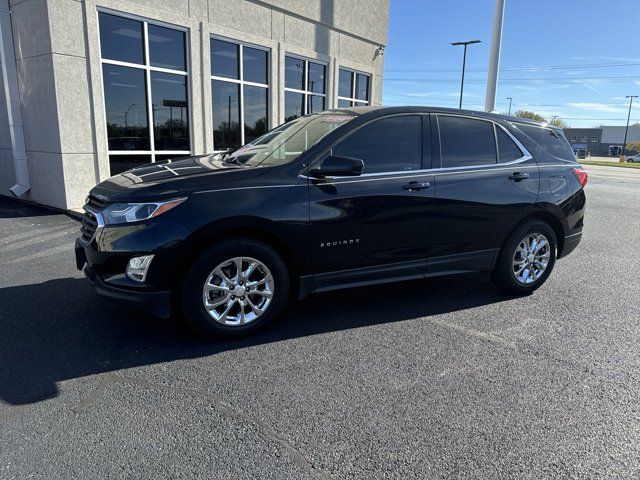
385;75;640;84
382;92;637;108
385;62;640;73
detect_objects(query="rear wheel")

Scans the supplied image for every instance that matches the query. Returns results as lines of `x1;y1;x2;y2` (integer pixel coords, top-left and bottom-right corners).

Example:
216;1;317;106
181;239;289;337
491;220;557;294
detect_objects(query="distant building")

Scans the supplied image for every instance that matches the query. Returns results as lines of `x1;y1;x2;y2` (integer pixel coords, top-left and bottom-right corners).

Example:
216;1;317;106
564;128;602;157
564;126;640;156
600;125;640;156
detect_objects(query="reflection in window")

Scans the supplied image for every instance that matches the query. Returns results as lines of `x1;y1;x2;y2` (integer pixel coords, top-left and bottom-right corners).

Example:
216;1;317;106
284;55;326;121
102;64;150;150
307;95;325;115
151;72;190;150
243;85;268;144
108;154;152;175
332;115;422;174
98;13;144;65
285;92;303;122
211;38;239;79
211;39;269;150
212;80;240;150
148;24;186;70
284;56;305;90
338;69;352;98
99;12;191;175
243;46;268;84
496;127;523;163
338;68;371;107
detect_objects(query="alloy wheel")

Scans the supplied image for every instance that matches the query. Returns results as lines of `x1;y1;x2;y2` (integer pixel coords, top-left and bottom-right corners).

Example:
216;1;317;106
202;256;274;326
512;233;551;285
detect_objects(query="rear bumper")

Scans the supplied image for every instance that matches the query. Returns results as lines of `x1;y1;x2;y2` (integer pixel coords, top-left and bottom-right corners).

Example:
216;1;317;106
559;231;582;259
83;265;172;318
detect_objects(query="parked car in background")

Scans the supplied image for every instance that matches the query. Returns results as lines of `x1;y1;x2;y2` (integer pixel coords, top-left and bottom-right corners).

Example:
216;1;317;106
75;107;587;338
626;153;640;163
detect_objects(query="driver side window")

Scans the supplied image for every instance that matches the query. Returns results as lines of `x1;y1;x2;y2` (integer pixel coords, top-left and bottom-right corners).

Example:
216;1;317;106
331;115;422;174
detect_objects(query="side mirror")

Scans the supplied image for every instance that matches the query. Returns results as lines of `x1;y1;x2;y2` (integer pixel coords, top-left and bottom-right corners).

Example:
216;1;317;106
309;155;364;178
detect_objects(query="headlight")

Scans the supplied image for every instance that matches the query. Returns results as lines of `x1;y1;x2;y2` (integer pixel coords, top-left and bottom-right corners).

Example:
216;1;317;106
102;197;187;225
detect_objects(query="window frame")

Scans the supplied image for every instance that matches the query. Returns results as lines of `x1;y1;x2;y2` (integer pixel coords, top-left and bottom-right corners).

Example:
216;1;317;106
581;136;587;142
210;35;271;149
591;136;599;142
435;114;530;170
306;113;428;178
97;8;192;172
337;67;371;107
283;54;327;120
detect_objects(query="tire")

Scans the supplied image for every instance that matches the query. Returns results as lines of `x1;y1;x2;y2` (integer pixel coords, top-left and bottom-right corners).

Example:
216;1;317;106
181;238;289;338
491;220;557;295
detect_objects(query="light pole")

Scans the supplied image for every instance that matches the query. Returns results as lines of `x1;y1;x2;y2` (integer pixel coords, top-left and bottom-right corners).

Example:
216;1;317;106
506;97;513;115
451;40;481;109
622;95;638;157
485;0;505;112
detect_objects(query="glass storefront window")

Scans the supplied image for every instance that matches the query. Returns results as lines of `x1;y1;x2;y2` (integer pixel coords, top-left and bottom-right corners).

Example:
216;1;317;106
211;38;269;150
98;12;191;175
338;68;371;107
283;55;327;121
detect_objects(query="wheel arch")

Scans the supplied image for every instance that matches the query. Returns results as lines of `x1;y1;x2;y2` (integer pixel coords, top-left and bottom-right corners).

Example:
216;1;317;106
503;210;567;259
172;216;304;300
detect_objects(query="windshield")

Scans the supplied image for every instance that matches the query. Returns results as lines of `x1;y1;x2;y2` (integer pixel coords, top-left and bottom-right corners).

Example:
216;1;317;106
223;113;357;167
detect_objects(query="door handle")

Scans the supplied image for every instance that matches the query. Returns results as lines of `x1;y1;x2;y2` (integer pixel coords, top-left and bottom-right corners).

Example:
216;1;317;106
403;181;431;191
508;172;530;181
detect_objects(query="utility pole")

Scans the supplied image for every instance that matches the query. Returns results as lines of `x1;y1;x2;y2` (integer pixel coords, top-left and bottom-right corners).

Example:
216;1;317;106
485;0;505;112
451;40;481;109
622;95;638;157
506;97;513;115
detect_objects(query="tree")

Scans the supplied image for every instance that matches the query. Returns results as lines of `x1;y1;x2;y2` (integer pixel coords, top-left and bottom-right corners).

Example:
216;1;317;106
626;141;640;153
514;110;569;128
514;110;546;122
548;117;568;128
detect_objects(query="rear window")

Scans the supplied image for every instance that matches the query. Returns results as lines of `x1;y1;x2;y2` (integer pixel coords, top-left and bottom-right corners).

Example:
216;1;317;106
515;123;576;161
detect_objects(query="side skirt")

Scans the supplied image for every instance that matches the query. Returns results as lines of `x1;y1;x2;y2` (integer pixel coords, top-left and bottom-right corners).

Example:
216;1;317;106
298;249;499;299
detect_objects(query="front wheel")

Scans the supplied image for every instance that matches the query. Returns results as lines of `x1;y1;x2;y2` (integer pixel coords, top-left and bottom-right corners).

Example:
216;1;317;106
181;239;289;337
491;220;557;295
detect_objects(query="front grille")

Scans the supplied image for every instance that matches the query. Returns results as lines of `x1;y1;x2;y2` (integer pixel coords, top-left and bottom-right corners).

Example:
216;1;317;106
80;211;98;243
79;195;108;243
87;195;109;210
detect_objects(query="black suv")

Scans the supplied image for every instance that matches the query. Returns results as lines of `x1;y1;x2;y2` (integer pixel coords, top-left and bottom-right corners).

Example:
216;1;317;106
75;107;587;337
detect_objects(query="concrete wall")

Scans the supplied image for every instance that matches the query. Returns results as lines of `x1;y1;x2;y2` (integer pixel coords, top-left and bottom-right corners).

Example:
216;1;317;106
1;0;388;209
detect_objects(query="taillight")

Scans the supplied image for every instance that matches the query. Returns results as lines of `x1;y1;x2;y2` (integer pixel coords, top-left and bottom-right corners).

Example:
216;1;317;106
573;168;588;187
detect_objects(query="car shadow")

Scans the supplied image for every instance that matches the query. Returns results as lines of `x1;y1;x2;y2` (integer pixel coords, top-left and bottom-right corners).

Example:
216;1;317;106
0;197;61;219
0;274;512;406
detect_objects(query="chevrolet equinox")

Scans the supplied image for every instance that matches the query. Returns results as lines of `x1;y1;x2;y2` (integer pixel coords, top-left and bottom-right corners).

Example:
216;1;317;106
75;107;587;337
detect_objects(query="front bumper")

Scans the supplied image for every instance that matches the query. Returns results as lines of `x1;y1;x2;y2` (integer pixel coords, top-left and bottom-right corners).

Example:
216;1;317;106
76;238;172;318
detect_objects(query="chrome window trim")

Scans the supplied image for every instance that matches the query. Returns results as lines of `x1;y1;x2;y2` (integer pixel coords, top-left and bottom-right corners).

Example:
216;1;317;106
301;161;538;184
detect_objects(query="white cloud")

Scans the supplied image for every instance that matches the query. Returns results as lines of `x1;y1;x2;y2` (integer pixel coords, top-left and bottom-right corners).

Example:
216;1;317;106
566;102;621;113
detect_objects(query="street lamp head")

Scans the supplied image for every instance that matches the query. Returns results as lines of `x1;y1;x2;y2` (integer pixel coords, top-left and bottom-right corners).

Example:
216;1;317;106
451;40;481;46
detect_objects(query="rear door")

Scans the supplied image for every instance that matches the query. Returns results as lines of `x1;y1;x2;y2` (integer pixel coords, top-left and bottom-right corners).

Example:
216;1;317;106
308;114;435;291
429;114;539;274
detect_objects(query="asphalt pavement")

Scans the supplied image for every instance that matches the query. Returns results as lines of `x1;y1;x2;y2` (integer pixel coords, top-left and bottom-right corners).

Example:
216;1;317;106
1;165;639;479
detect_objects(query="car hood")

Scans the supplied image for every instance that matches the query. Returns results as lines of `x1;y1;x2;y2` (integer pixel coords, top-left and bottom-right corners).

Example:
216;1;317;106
90;155;271;202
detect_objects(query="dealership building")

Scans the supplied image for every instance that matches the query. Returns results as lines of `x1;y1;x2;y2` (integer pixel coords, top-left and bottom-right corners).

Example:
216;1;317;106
0;0;389;210
565;126;640;157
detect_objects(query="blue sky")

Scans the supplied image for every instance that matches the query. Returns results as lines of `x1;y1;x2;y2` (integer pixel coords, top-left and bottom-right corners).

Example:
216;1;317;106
382;0;640;127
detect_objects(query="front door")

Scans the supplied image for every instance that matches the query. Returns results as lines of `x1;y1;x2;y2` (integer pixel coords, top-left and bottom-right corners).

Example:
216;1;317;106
429;114;540;273
308;114;435;291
